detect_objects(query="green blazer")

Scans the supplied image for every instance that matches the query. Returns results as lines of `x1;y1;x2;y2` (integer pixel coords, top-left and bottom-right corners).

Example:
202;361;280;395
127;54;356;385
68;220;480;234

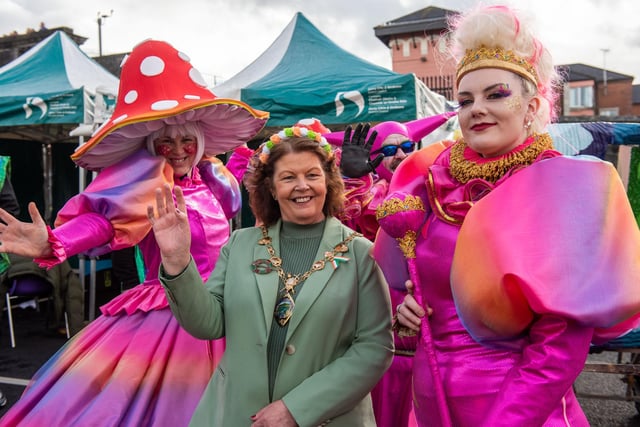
161;217;393;427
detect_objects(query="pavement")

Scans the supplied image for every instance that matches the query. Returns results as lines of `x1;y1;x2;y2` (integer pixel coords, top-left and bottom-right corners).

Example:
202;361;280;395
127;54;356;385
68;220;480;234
1;305;640;425
0;303;68;419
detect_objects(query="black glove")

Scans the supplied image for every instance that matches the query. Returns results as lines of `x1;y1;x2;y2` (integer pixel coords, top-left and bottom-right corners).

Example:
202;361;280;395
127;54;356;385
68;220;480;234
340;123;383;178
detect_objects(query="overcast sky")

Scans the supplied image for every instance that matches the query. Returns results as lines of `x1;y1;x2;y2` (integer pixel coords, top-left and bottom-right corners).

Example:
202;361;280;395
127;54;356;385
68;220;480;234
1;0;639;85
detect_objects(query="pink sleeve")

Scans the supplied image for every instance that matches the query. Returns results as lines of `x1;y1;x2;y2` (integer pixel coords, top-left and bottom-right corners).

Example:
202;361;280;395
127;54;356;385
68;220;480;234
482;315;592;426
225;145;254;185
35;213;114;268
54;149;172;252
198;157;241;219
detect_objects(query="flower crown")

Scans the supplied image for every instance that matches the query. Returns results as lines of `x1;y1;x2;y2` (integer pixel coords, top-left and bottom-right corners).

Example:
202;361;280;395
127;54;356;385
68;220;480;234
456;46;538;87
259;126;333;163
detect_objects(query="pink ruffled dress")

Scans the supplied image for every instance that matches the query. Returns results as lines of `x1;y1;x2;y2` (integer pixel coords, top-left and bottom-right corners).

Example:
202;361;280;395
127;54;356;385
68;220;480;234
374;137;640;426
0;149;240;427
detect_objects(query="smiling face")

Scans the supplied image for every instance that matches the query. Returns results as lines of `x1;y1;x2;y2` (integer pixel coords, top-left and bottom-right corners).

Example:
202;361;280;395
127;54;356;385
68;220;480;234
153;134;198;177
272;151;327;225
457;68;539;158
378;134;415;173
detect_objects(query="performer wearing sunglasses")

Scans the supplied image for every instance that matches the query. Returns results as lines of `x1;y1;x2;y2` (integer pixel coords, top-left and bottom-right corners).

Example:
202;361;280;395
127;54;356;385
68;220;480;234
326;114;455;242
371;139;417;177
323;113;455;427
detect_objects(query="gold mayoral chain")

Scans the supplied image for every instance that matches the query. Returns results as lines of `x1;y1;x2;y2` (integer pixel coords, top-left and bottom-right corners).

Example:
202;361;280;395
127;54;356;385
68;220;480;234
253;226;360;327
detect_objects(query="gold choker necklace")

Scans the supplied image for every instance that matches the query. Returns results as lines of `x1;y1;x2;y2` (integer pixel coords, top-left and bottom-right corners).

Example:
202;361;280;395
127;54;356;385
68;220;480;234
449;133;554;184
253;225;360;326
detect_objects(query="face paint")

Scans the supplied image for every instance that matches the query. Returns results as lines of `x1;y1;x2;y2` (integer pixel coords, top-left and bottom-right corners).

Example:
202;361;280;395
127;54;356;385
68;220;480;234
183;141;197;154
494;83;521;111
154;138;198;156
496;83;512;97
505;95;522;111
155;144;172;157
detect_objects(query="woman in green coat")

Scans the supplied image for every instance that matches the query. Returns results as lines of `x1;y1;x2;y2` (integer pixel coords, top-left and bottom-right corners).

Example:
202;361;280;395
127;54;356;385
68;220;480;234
150;127;394;427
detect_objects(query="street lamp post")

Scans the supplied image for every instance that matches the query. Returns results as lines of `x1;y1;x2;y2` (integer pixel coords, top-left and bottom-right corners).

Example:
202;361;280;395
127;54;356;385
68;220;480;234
97;10;113;57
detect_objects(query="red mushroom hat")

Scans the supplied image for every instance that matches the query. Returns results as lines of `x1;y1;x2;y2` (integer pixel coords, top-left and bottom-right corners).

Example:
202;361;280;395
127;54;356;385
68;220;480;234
72;39;269;171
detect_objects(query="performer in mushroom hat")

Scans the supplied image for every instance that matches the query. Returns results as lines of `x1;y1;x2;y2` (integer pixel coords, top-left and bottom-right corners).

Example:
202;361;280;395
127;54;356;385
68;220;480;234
0;39;268;427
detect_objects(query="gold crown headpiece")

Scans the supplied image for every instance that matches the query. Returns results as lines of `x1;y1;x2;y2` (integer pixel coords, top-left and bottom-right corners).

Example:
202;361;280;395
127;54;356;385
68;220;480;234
456;46;538;87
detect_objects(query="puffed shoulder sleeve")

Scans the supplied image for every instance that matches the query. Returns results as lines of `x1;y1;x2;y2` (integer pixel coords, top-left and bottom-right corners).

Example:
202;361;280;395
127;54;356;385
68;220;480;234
55;149;173;254
451;155;640;345
198;156;241;219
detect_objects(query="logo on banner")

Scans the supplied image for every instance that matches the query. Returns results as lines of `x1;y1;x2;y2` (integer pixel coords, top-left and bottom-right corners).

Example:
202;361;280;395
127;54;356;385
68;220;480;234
335;91;365;117
23;97;48;119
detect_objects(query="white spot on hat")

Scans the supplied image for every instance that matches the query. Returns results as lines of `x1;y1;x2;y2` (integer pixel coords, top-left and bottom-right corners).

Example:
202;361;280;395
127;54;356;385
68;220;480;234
151;100;179;110
90;120;110;137
189;68;207;87
184;95;201;100
112;114;128;124
178;51;191;62
124;90;138;104
140;56;165;76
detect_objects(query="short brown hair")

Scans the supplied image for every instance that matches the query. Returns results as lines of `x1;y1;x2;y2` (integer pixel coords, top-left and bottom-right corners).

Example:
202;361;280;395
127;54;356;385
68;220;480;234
247;136;344;227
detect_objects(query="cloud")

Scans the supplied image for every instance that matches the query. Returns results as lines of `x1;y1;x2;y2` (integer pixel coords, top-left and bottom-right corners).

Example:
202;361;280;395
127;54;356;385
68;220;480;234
0;0;638;84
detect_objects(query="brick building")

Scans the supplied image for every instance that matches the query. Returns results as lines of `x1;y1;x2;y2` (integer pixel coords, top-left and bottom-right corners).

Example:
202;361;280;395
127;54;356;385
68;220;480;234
374;6;457;101
374;6;638;120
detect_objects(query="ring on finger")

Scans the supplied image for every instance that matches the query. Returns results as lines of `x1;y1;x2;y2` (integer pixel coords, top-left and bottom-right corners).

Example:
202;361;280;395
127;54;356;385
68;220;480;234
396;303;403;314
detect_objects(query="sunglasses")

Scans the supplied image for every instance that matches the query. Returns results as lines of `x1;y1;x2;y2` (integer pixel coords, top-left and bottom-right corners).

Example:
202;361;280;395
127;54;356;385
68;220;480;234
372;141;416;157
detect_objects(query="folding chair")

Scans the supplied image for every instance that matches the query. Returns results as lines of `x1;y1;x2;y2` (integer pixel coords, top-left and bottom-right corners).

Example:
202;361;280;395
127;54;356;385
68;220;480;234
5;273;70;348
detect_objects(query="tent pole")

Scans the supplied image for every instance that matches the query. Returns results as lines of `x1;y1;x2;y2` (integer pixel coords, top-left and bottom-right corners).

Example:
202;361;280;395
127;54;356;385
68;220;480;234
76;135;99;321
42;143;53;225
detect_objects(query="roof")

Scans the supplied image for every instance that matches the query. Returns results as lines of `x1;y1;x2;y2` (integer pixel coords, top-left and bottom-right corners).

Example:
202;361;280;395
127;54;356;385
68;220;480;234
373;6;459;46
557;63;634;83
0;31;118;97
0;30;119;126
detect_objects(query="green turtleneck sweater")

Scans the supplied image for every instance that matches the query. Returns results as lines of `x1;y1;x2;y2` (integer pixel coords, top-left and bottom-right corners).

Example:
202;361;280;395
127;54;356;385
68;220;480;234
266;219;325;400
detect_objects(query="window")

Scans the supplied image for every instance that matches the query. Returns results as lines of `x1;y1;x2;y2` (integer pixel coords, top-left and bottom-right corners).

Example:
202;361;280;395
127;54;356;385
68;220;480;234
569;86;594;108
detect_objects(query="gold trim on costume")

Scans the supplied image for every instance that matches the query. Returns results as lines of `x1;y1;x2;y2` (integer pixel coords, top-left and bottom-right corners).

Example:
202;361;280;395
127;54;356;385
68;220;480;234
448;133;554;184
375;195;425;220
427;169;465;226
